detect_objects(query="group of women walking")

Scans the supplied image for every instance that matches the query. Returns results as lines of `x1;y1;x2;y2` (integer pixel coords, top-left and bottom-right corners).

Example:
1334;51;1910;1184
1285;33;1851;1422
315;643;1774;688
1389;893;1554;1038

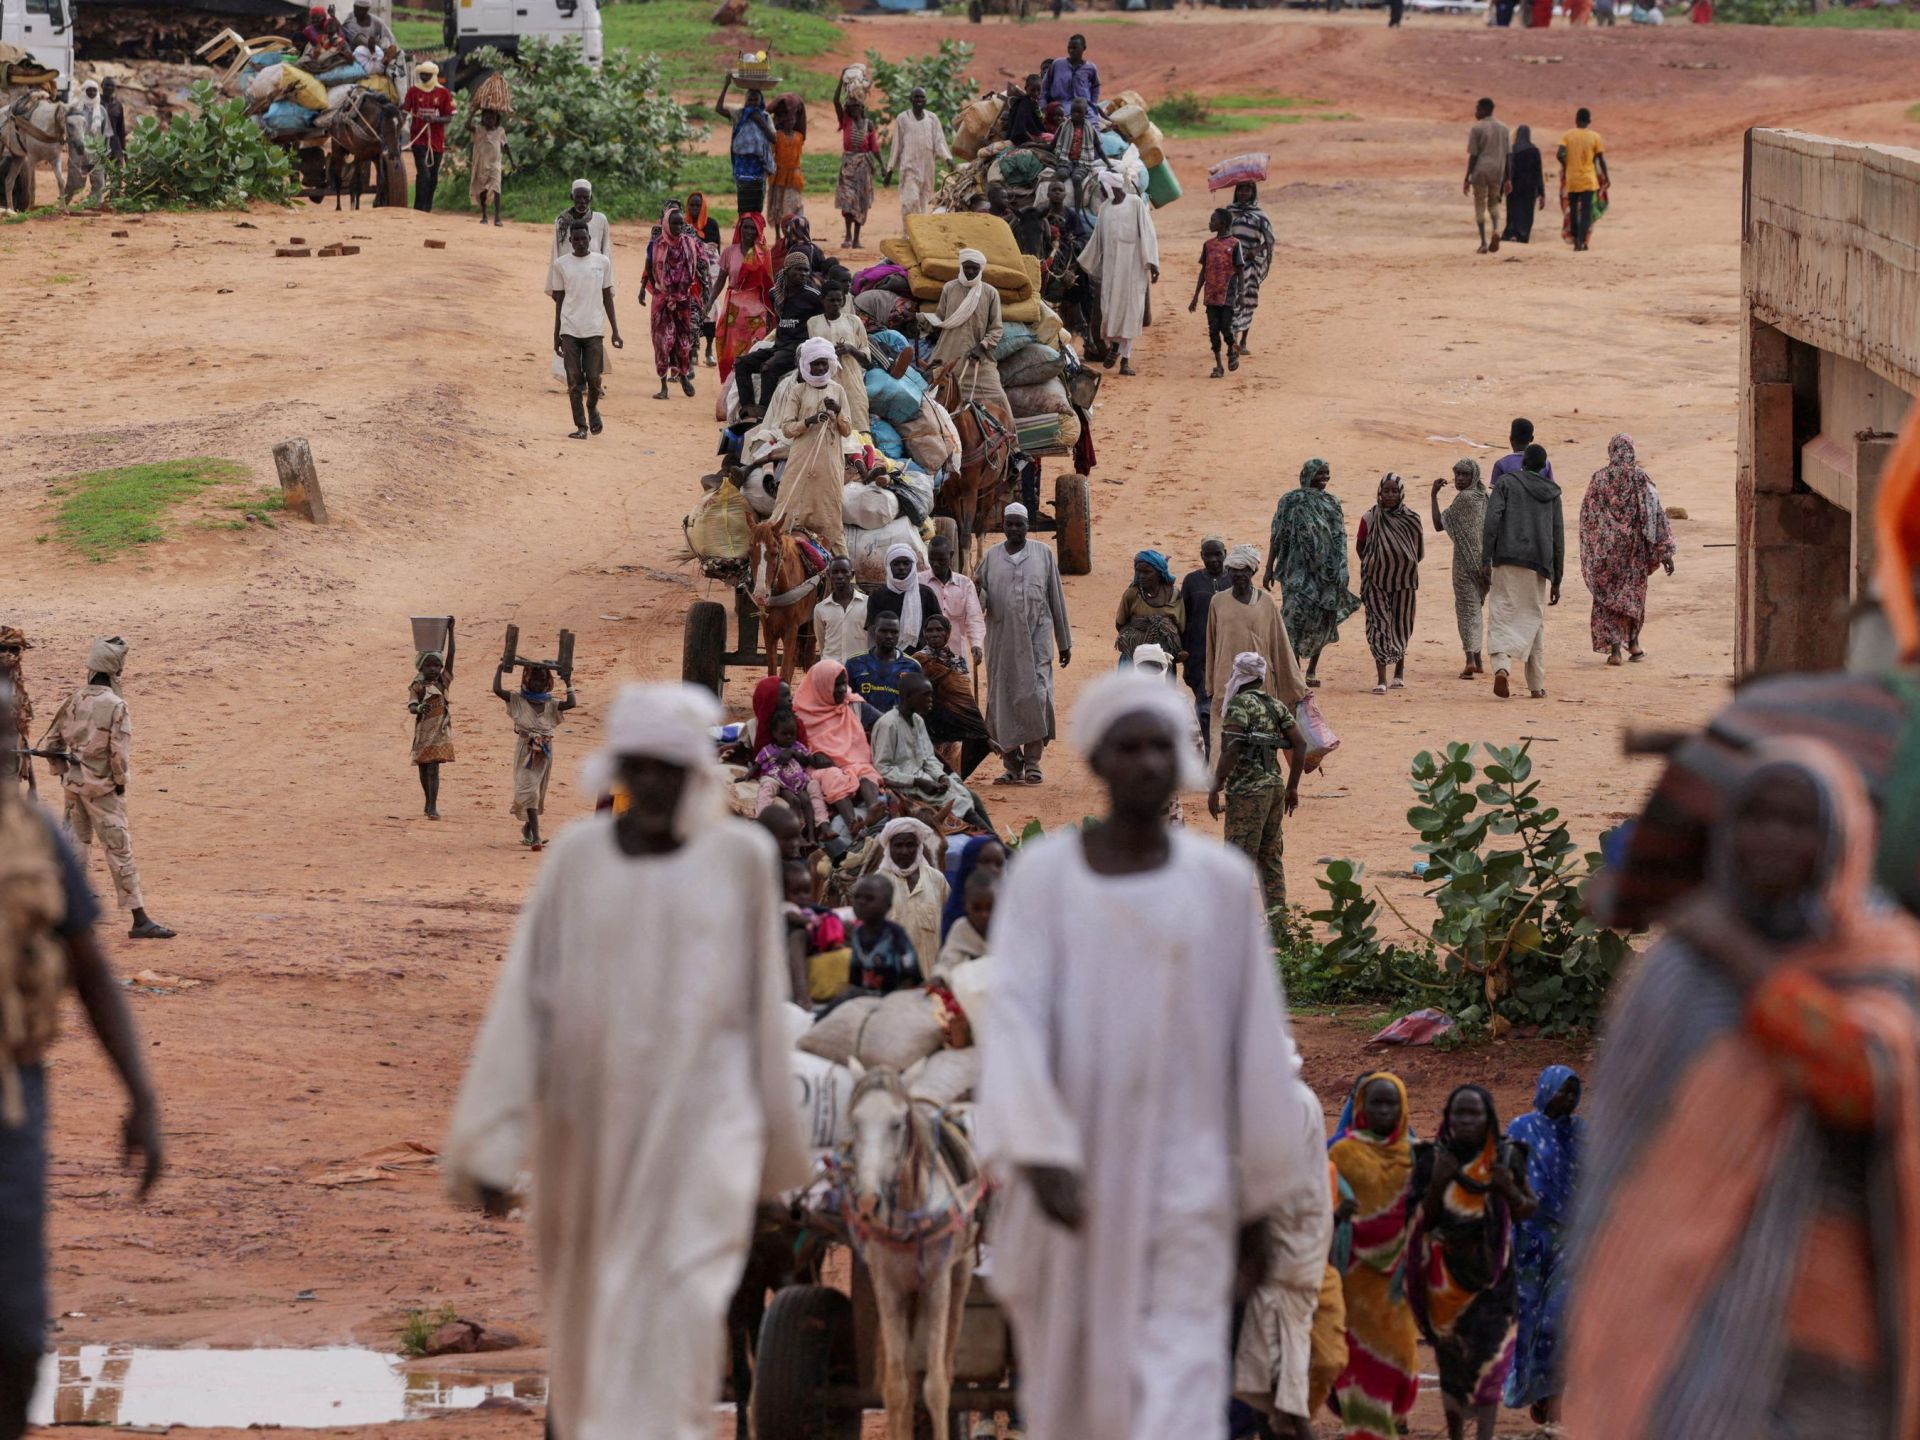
1257;435;1676;689
1325;1066;1580;1440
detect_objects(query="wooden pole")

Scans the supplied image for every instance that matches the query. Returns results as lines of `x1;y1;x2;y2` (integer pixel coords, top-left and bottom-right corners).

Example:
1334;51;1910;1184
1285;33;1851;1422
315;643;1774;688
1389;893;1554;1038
270;438;328;523
556;629;576;682
501;624;520;670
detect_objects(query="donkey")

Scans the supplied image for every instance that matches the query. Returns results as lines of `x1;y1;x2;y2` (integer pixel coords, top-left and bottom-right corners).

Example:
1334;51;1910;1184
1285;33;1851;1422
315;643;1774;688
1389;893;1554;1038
930;360;1016;569
746;518;825;684
0;96;68;211
323;87;402;210
840;1064;983;1440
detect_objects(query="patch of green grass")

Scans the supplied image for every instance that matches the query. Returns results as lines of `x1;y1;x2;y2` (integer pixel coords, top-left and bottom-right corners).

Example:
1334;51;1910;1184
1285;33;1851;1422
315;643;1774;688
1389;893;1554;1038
1909;100;1920;123
50;458;249;562
439;147;846;227
1208;93;1334;111
393;16;441;49
47;273;77;284
1147;91;1354;139
398;1304;461;1359
1786;6;1920;25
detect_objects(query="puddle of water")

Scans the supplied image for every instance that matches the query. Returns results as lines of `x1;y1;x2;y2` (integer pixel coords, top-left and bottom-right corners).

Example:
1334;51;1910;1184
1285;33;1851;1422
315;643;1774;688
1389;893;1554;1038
29;1345;546;1428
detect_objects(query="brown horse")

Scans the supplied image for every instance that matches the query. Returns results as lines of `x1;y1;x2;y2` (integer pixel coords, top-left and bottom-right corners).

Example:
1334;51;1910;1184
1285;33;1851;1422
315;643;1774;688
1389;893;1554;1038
930;361;1016;567
323;88;403;210
747;519;824;683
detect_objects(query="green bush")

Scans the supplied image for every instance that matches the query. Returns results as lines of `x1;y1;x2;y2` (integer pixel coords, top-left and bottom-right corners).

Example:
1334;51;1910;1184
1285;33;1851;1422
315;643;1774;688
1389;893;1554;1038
862;40;979;128
443;39;702;205
1149;91;1212;128
98;80;297;212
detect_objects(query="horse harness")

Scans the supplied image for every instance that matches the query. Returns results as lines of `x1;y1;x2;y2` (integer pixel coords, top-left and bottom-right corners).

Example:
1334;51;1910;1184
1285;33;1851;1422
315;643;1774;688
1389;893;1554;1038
830;1080;988;1279
3;94;65;149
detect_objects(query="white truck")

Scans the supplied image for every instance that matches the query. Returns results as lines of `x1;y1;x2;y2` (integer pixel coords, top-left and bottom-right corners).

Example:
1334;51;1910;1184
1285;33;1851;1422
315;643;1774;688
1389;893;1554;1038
440;0;601;83
0;0;74;97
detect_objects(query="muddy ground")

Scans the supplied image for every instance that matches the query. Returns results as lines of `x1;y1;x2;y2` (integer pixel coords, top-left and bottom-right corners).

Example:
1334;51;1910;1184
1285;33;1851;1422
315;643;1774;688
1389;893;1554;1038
6;7;1920;1435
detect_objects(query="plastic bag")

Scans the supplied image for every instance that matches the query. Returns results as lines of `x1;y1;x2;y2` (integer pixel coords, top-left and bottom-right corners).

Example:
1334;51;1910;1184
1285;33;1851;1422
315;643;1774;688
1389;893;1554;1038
1294;693;1340;772
278;62;329;111
893;467;935;527
845;517;927;583
842;480;901;530
865;363;930;427
245;63;287;101
1006;376;1071;418
871;417;906;461
999;343;1064;389
793;1051;856;1150
684;479;755;560
991;320;1034;362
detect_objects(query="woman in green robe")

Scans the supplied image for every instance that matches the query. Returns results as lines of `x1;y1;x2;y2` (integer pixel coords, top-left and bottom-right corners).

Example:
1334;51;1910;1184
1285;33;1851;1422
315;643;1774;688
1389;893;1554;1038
1264;457;1361;686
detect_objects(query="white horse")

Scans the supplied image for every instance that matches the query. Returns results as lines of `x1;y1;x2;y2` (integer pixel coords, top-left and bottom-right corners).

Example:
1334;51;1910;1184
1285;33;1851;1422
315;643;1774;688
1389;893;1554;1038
0;96;68;211
840;1063;983;1440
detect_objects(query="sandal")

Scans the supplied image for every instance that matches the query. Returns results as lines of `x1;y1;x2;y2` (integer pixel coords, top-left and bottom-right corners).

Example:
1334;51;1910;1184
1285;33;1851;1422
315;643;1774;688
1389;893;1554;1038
128;920;176;940
993;769;1027;787
1606;646;1624;667
1493;670;1511;698
1306;676;1321;688
1629;649;1646;663
1371;683;1387;694
1458;666;1476;680
1530;689;1548;699
1389;677;1405;689
1024;766;1044;785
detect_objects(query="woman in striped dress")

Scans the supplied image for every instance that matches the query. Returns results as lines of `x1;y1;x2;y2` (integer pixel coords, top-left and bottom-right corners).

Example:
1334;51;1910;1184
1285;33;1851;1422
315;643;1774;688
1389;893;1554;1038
1330;1072;1421;1440
1356;473;1424;693
1432;459;1490;678
1227;182;1276;354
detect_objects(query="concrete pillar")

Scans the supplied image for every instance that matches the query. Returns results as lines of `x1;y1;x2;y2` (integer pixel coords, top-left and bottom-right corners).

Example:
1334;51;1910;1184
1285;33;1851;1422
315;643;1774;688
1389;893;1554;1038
1854;433;1899;602
1746;488;1851;676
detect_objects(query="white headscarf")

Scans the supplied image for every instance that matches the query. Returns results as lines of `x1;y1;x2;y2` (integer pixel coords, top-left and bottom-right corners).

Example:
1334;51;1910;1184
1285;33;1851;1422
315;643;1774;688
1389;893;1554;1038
1224;650;1268;704
1070;669;1211;792
924;246;990;332
883;541;924;640
1226;542;1261;573
798;336;837;388
579;682;727;838
878;816;941;874
1003;502;1029;522
1097;171;1129;205
1131;642;1172;676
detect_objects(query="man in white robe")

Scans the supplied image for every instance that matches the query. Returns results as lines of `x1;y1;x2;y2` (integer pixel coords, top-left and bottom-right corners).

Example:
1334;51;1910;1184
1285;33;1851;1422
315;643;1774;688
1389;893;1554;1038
885;87;952;218
978;670;1321;1440
444;683;809;1440
972;503;1072;785
1076;172;1160;375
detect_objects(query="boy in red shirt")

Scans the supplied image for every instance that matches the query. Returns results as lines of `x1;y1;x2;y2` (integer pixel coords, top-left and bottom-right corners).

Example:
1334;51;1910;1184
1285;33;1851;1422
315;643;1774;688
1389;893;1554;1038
402;61;456;212
1189;207;1245;379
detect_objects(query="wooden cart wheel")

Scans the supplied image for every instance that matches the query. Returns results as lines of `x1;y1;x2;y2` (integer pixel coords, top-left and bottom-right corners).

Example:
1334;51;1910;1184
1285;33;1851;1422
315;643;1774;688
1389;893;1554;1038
750;1285;860;1440
932;516;959;554
1054;472;1093;576
682;600;729;697
380;150;409;209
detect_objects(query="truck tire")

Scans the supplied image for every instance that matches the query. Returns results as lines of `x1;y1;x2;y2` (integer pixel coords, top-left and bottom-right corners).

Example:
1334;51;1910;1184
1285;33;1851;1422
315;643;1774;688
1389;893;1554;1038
683;600;729;697
751;1286;860;1440
1054;473;1093;576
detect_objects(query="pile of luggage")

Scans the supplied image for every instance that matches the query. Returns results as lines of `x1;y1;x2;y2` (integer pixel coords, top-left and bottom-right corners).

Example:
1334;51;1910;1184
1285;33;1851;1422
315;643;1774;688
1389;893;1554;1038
239;47;396;137
941;86;1182;213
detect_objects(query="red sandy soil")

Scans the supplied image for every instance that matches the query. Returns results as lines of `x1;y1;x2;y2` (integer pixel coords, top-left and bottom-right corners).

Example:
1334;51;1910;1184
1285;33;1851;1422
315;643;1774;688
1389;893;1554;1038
5;8;1919;1435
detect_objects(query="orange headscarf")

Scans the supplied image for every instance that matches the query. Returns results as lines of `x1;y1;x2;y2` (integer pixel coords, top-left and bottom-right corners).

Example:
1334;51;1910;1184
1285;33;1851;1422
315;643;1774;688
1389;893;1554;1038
790;660;873;773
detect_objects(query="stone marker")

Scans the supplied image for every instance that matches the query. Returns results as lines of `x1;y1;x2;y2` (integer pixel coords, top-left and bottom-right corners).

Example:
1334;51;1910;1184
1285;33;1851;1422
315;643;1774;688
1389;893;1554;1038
276;247;311;258
424;239;446;249
271;438;329;523
110;229;128;238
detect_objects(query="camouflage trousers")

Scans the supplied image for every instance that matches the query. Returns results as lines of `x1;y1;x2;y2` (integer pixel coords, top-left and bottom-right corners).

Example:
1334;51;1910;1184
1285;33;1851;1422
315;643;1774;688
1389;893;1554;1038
1224;783;1287;933
64;787;145;912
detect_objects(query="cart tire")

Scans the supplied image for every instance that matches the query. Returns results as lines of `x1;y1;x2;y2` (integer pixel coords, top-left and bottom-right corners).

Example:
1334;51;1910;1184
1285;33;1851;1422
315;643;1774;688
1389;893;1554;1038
683;600;729;696
932;516;960;554
380;153;409;209
751;1285;860;1440
1054;472;1093;576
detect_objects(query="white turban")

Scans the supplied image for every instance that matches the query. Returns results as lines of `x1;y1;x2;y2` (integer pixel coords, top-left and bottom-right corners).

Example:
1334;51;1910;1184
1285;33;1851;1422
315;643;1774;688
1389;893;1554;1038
883;541;924;640
1097;171;1129;204
1224;650;1268;704
924;247;991;333
580;682;727;837
572;178;592;195
1003;502;1029;522
798;336;837;388
1070;669;1211;792
877;816;941;874
1226;543;1261;572
1131;642;1172;676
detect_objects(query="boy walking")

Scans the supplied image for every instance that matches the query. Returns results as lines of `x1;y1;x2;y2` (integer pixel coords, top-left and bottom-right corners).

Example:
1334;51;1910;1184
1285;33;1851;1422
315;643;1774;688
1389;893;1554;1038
548;220;623;439
492;661;576;850
1190;208;1244;379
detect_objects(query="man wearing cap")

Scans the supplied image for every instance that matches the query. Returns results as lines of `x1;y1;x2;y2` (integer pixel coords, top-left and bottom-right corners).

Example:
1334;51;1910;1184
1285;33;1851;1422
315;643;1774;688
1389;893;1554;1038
974;503;1072;786
1205;545;1307;744
445;681;807;1440
402;61;456;212
39;638;173;940
0;629;31;790
339;0;397;60
884;86;951;219
553;180;610;260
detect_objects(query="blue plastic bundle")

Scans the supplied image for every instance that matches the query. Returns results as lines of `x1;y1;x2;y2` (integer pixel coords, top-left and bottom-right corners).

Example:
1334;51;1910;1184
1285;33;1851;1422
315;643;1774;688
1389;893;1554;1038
867;328;909;362
870;417;907;461
261;100;320;135
865;364;930;427
1099;127;1129;160
991;320;1033;362
311;62;369;85
245;51;291;70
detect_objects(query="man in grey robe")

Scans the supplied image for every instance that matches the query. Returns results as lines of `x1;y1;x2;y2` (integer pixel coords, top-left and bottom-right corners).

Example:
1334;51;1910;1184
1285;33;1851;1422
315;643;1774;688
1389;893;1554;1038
973;503;1071;785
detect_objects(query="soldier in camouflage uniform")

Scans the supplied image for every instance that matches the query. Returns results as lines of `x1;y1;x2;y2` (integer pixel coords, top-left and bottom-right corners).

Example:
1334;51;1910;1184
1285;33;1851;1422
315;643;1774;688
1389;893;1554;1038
0;629;29;791
0;676;163;1439
1206;649;1304;938
40;638;174;940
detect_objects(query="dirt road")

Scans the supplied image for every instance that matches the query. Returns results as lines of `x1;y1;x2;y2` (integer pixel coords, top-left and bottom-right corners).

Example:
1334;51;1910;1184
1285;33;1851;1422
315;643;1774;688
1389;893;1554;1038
6;10;1919;1434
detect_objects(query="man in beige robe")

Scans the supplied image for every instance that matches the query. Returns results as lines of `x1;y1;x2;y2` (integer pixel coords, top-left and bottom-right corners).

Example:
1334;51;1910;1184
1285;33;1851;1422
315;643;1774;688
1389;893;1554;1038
926;249;1014;432
1206;544;1307;736
767;338;854;552
886;88;952;218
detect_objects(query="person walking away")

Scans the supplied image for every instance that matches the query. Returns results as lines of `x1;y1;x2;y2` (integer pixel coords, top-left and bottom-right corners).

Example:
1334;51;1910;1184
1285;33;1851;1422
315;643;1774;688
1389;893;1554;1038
493;661;575;850
1265;459;1360;688
978;667;1323;1440
832;78;880;250
1492;417;1553;485
1225;183;1276;356
886;86;951;220
1407;1086;1536;1440
1209;545;1308;736
807;282;870;432
99;77;127;163
685;193;723;366
764;339;852;553
40;638;173;940
1498;128;1545;244
813;557;870;666
1464;99;1510;255
1191;208;1245;379
910;615;995;782
717;79;776;216
1115;550;1186;667
409;632;455;820
552;180;609;259
444;683;809;1440
1388;0;1406;26
549;220;622;438
710;213;774;385
1078;173;1159;376
846;613;924;717
640;203;703;401
974;504;1073;786
1481;443;1563;699
1502;1066;1582;1428
1208;651;1302;937
1580;433;1676;666
1557;108;1608;252
766;96;807;229
62;80;107;203
0;678;163;1440
1357;473;1424;694
468;107;510;226
1179;539;1232;754
920;534;986;672
927;249;1016;432
0;630;32;791
1431;460;1490;678
1329;1073;1421;1440
402;62;454;212
1567;740;1920;1440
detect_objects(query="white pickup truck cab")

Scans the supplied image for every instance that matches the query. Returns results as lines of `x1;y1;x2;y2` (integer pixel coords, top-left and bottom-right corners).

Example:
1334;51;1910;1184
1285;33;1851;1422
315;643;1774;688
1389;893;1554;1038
443;0;601;79
0;0;74;97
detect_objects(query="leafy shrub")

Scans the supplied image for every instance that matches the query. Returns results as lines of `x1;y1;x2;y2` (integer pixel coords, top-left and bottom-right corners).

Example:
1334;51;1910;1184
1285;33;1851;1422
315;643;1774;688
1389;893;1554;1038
98;80;297;212
443;39;702;203
862;40;979;128
1148;91;1213;128
1299;741;1630;1036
